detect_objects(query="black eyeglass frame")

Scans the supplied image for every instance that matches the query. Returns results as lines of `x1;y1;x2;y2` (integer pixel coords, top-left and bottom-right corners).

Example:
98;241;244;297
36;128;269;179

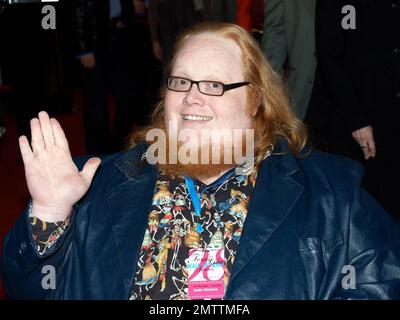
166;76;250;96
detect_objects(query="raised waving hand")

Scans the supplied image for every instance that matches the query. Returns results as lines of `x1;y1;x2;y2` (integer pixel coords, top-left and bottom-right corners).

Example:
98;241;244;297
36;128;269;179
19;111;101;222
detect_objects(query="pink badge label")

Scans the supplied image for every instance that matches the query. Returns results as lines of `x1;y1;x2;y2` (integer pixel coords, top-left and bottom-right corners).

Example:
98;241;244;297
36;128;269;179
187;248;225;300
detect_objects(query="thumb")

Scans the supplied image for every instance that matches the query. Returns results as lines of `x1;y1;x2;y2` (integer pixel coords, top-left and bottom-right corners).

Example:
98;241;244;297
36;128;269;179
80;157;101;186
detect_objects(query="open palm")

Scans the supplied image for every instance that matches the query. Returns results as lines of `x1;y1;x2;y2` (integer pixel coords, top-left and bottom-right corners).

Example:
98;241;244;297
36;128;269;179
19;111;101;222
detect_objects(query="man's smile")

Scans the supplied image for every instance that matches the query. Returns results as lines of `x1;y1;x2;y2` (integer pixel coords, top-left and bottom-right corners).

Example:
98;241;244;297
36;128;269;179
181;114;213;121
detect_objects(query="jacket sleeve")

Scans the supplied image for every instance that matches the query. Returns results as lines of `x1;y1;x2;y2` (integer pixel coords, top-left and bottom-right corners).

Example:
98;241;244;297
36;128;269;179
333;187;400;299
0;156;91;299
261;0;288;76
1;204;77;299
30;211;71;257
315;0;370;133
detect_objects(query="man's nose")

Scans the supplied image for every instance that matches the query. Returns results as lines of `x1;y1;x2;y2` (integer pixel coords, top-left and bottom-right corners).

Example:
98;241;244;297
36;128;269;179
184;83;205;106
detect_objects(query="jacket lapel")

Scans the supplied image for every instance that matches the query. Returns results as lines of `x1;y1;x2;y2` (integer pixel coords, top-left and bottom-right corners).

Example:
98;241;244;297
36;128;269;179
107;142;306;298
226;147;305;297
107;144;157;298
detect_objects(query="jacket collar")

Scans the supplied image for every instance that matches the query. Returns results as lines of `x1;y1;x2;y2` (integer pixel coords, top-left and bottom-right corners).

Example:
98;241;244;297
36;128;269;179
109;140;306;299
113;142;151;180
225;139;306;298
108;143;157;298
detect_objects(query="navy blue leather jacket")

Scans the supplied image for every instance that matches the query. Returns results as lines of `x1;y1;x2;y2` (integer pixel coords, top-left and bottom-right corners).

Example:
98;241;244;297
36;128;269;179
2;142;400;299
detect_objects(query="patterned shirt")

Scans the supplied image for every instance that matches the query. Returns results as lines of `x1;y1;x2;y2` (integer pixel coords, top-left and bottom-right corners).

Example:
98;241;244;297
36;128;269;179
29;202;70;256
30;167;258;300
130;168;258;300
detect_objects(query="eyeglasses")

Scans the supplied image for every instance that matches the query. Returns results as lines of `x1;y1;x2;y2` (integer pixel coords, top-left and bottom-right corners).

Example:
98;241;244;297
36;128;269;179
166;76;250;96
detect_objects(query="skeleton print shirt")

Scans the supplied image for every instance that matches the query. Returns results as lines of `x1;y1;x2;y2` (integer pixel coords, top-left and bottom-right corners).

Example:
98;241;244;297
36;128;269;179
130;167;258;300
30;167;258;300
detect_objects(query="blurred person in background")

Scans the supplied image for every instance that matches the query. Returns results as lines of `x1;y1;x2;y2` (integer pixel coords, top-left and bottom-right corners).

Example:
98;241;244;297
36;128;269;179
148;0;201;62
261;0;317;121
236;0;264;43
0;2;62;141
74;0;153;154
314;0;400;221
148;0;239;63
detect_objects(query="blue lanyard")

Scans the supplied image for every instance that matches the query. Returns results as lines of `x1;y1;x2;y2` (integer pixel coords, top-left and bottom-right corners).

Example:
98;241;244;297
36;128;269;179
184;176;204;233
184;170;235;234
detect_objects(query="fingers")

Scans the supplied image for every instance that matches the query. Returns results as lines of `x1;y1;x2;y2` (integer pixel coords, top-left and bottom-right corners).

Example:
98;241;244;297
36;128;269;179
361;145;371;160
51;118;70;152
19;135;34;164
362;141;376;160
80;157;101;186
30;111;67;154
352;126;376;160
30;118;45;153
366;139;376;158
38;111;55;148
354;133;370;159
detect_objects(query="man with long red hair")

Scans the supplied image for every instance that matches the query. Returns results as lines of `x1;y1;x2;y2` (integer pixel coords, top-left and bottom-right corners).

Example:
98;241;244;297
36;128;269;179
2;22;400;300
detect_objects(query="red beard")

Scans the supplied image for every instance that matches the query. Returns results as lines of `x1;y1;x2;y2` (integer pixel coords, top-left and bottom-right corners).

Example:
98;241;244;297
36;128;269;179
143;119;254;181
